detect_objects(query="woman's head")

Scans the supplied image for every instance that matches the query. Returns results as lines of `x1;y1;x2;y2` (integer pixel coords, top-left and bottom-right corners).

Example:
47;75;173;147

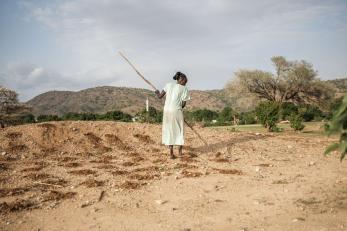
173;71;188;86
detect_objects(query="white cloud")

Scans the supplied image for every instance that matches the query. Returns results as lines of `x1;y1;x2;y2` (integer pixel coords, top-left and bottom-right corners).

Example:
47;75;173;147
7;0;347;99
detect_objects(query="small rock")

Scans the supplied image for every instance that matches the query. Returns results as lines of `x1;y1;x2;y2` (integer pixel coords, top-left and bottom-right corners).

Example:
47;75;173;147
6;221;11;225
292;217;305;222
255;167;260;172
308;161;315;166
287;145;293;149
1;151;6;156
155;200;168;205
255;133;261;136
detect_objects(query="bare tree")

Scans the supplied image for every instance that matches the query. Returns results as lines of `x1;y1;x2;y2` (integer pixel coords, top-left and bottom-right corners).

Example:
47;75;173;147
225;56;336;110
0;86;30;128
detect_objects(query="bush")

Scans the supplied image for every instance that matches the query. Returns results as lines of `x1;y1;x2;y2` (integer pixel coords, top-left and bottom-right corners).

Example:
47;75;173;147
239;111;256;125
289;113;305;131
255;101;280;132
20;114;36;124
298;105;324;122
191;109;219;122
136;107;162;123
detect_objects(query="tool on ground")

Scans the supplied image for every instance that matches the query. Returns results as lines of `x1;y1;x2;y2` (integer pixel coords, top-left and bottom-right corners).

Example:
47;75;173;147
119;51;208;146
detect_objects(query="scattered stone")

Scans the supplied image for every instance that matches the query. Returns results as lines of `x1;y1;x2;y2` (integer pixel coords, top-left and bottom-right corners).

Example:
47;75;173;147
155;200;168;205
308;161;315;166
1;151;6;156
292;217;305;222
255;167;260;172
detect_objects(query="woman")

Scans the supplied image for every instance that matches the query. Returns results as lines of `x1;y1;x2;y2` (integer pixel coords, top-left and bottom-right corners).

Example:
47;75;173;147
155;72;190;159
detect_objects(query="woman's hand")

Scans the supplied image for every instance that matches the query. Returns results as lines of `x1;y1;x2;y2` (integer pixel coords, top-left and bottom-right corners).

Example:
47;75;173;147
155;90;166;99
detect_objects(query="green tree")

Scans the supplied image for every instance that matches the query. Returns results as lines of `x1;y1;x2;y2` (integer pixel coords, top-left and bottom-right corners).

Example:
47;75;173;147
225;56;336;109
0;86;31;127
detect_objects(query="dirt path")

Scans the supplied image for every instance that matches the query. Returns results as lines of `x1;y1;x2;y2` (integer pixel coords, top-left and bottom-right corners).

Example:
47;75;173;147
0;121;346;230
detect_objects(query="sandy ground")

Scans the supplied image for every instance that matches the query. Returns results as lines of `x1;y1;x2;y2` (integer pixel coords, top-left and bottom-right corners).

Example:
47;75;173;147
0;121;346;231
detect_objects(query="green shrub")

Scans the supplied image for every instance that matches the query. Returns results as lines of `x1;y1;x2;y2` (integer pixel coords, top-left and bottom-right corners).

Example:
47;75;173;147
255;101;280;132
279;102;298;120
289;113;305;131
37;114;61;122
191;109;219;122
239;111;256;125
298;105;324;122
20;114;36;124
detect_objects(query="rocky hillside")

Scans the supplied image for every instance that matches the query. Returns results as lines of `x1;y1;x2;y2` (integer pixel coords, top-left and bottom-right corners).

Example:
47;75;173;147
26;86;232;116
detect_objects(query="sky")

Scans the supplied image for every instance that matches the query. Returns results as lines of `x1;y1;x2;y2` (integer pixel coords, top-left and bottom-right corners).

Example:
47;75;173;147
0;0;347;101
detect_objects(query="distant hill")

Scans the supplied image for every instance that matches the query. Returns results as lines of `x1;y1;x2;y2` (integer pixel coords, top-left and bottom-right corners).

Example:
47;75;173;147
26;86;232;116
26;78;347;116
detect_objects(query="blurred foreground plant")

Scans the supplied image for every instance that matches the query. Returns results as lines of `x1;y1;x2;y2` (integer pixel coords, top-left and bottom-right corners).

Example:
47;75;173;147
325;95;347;161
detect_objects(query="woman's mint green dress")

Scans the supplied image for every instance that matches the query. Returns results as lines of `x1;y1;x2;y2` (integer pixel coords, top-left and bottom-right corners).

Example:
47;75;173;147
162;82;191;145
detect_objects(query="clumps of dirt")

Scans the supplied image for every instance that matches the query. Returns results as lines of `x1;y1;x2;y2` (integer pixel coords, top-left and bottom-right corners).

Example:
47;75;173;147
59;162;82;168
80;178;105;188
0;199;39;214
119;180;143;190
56;156;78;162
133;134;153;144
174;163;198;169
132;156;145;162
21;165;45;172
133;166;160;173
212;168;243;175
128;173;160;181
84;132;112;153
111;169;129;176
68;169;97;176
6;142;28;153
38;123;57;129
210;152;231;163
41;190;76;202
180;169;203;178
0;187;29;198
152;158;167;164
5;132;23;139
94;164;116;169
180;155;198;163
104;134;130;151
151;147;161;153
24;173;54;181
122;161;139;167
0;163;9;171
41;178;69;187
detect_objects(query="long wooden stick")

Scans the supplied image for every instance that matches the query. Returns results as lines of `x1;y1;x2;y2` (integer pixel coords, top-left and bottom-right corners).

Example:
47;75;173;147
119;51;208;146
119;52;158;91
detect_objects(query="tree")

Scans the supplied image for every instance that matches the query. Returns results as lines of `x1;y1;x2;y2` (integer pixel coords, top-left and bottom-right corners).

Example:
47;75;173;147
0;86;30;127
225;56;336;109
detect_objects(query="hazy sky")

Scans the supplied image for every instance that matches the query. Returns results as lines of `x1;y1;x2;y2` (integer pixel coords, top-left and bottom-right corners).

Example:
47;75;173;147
1;0;347;101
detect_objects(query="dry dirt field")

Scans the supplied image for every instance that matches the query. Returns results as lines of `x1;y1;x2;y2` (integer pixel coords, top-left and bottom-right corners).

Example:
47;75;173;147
0;121;346;231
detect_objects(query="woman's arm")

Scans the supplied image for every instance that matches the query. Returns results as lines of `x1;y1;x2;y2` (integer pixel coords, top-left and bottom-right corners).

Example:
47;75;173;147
155;90;166;99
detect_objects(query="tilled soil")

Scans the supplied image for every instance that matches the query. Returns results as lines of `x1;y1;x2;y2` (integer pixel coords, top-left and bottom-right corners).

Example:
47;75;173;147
0;121;346;231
